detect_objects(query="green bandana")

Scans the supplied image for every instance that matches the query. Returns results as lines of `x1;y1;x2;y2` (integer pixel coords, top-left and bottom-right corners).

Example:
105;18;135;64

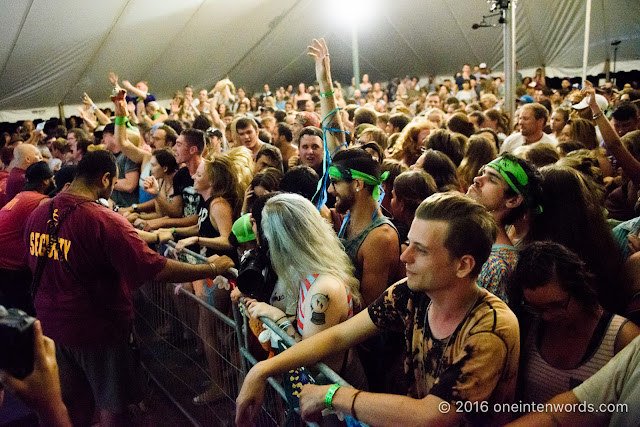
328;165;389;201
486;156;542;214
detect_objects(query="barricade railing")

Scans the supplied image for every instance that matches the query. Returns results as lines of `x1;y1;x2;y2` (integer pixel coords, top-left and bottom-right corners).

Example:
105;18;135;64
133;241;352;426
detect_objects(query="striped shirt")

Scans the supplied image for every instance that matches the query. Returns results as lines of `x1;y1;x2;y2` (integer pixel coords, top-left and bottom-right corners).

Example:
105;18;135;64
522;313;627;404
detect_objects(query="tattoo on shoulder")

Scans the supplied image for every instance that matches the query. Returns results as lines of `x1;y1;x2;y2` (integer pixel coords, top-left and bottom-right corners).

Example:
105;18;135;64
310;293;330;325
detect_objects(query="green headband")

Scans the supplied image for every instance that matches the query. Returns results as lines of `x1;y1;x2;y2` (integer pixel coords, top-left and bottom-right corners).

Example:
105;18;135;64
486;156;543;214
486;157;528;196
328;165;389;200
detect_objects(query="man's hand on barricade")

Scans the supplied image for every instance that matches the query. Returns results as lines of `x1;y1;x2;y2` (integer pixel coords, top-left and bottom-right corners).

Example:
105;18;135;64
235;363;268;425
207;254;235;277
133;218;147;230
143;218;163;231
123;211;140;223
157;229;174;243
0;321;71;426
299;384;331;423
175;236;198;252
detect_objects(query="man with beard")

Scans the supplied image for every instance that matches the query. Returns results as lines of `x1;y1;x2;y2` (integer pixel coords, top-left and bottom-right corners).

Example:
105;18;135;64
328;148;401;305
0;161;54;313
466;154;542;304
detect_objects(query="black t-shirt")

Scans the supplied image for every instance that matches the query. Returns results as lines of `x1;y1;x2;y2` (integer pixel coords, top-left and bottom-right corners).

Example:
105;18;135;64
173;166;203;217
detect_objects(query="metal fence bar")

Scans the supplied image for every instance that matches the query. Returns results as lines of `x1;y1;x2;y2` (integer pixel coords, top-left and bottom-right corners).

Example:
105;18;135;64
134;241;353;426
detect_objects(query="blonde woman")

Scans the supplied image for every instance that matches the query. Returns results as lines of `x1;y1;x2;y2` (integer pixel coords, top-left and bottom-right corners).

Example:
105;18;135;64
245;193;364;381
140;101;168;125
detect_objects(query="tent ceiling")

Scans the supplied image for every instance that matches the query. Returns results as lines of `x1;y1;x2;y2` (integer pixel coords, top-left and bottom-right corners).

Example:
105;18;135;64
1;0;639;113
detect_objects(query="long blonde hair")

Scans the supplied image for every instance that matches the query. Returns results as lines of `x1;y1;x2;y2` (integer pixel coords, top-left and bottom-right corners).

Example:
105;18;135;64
225;146;253;195
261;193;361;309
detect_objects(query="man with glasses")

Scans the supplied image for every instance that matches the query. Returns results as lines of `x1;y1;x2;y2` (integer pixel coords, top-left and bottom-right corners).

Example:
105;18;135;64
466;153;542;304
510;241;639;406
150;125;178;149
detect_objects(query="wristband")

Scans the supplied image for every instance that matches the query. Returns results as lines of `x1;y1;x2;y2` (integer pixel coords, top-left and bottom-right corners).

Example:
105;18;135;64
279;320;292;330
209;263;218;275
592;111;604;120
172;227;178;238
324;384;341;410
275;315;288;324
114;116;127;126
320;90;335;99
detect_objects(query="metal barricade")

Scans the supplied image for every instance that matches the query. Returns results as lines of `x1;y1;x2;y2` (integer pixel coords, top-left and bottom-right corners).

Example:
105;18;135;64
133;242;352;426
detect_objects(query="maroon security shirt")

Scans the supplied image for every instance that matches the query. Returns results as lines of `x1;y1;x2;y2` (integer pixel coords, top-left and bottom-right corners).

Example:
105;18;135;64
24;192;167;347
0;191;49;270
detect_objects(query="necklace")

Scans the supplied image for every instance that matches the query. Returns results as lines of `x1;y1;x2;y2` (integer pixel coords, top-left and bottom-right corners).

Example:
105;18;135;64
424;288;483;379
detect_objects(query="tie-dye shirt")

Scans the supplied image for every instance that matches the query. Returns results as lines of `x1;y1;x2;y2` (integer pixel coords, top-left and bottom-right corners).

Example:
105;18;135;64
368;279;520;424
477;244;519;304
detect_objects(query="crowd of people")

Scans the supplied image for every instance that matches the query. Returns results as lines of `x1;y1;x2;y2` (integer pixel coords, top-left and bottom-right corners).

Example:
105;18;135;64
1;36;640;426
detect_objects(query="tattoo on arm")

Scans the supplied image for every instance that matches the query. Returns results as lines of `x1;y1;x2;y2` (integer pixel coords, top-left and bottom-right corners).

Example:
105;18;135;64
310;293;330;325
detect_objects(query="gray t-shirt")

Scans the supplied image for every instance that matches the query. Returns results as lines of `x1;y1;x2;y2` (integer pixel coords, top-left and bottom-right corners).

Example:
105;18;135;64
111;152;140;208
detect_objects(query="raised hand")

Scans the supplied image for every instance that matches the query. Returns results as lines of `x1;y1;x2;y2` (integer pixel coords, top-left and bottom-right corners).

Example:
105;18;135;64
108;72;119;87
307;38;332;88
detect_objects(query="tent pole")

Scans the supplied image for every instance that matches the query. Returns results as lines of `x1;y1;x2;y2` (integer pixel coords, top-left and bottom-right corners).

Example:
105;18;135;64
352;22;360;89
58;102;65;126
582;0;592;84
503;2;516;131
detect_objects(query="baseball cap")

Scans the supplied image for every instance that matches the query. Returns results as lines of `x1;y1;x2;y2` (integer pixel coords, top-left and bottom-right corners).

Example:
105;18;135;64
518;95;534;104
572;93;609;111
232;214;256;243
24;161;53;191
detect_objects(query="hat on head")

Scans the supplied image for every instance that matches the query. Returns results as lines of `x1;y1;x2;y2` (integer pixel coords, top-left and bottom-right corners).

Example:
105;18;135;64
518;95;534;104
297;112;321;128
572;94;609;111
51;165;77;195
24;161;53;191
479;62;487;69
232;214;256;243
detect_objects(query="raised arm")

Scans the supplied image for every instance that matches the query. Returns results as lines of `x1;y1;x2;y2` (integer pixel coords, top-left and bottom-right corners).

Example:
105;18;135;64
122;80;147;100
583;83;640;185
111;91;151;165
307;38;345;152
83;93;111;125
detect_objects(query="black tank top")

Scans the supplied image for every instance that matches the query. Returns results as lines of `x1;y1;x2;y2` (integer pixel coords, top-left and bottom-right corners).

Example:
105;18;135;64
197;196;237;261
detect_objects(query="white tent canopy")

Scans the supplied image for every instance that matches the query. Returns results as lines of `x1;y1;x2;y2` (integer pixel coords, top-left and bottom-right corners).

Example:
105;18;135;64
1;0;639;121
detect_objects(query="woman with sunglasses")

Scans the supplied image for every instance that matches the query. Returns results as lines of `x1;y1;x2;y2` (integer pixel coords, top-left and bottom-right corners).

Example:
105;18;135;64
511;241;639;404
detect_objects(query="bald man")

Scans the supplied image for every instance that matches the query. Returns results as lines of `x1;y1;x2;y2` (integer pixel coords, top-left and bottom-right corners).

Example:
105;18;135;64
1;143;42;208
